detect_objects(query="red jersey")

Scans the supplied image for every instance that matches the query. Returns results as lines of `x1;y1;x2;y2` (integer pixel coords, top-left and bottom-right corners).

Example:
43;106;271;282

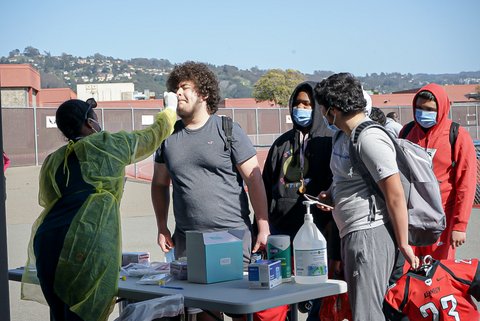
384;259;480;321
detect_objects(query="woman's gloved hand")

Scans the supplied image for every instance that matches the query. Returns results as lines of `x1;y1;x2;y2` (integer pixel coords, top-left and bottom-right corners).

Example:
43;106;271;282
163;92;178;111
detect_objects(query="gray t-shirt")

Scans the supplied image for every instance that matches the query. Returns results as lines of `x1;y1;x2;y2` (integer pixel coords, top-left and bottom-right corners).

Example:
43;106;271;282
330;119;398;238
155;115;256;235
385;118;403;137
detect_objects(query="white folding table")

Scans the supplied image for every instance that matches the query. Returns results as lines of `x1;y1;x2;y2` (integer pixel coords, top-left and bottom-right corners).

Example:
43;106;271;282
9;268;347;321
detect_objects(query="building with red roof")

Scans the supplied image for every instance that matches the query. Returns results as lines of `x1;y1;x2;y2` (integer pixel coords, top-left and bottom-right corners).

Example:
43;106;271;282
371;84;479;108
219;98;278;108
38;88;77;107
1;64;478;110
0;64;41;107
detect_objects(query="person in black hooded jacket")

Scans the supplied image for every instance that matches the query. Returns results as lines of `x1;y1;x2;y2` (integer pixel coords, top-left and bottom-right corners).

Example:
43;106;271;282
262;81;341;319
263;81;335;240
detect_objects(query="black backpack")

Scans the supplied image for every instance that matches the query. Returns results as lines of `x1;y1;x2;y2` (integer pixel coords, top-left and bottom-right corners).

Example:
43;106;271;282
222;116;234;151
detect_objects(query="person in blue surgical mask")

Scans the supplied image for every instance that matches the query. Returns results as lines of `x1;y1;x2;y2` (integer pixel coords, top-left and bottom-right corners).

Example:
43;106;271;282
263;81;335;238
400;84;476;260
315;73;418;321
262;81;341;319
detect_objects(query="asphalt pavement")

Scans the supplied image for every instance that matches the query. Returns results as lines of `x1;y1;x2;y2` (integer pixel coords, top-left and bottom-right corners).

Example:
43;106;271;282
5;166;480;320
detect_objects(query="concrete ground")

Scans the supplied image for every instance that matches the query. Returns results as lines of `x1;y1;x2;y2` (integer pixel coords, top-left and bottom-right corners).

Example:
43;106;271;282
5;166;480;320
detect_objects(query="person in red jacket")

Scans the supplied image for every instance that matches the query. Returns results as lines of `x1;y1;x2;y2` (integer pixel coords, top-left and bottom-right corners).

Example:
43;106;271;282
400;83;477;259
3;152;10;172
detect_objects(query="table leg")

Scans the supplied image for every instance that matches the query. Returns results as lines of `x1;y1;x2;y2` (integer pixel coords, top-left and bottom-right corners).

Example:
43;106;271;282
117;298;128;313
289;303;298;321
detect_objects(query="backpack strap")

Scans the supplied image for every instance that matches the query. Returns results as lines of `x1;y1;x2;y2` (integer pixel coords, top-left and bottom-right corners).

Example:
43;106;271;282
173;119;183;132
450;122;459;168
222;116;233;151
399;121;415;139
350;120;412;201
351;120;378;144
349;121;385;200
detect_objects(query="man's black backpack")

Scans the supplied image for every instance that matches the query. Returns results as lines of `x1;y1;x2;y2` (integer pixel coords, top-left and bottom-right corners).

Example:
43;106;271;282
222;116;234;151
349;121;446;246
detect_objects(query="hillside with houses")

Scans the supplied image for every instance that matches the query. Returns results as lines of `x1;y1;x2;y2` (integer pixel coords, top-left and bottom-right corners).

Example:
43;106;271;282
2;46;480;99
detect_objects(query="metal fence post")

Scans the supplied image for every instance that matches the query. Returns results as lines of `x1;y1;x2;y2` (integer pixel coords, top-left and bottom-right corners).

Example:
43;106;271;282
0;78;12;321
255;109;259;145
131;107;137;179
33;105;39;166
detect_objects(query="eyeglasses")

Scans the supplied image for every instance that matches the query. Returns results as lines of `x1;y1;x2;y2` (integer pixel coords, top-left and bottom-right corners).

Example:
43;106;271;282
84;98;97;120
323;106;332;117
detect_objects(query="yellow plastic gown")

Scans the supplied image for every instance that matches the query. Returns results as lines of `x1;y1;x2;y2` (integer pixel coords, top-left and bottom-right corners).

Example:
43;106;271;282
22;109;176;321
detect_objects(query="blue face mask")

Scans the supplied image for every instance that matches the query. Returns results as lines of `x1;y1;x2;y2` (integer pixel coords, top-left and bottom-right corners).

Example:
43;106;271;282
415;109;437;128
322;107;339;132
322;115;339;132
292;108;312;127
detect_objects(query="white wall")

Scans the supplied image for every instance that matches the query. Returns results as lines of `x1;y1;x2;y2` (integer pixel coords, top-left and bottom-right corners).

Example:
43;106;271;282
76;83;135;101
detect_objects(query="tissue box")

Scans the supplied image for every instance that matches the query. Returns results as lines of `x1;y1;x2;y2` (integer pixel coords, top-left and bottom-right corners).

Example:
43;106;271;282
186;230;244;284
122;252;150;267
248;259;282;289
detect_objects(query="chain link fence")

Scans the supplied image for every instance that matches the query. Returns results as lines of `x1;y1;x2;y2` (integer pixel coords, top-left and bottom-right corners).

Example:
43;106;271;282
2;104;480;205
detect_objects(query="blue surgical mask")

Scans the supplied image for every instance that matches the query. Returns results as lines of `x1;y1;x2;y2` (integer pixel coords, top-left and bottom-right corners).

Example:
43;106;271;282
322;108;339;132
292;108;312;127
415;109;437;128
323;116;340;132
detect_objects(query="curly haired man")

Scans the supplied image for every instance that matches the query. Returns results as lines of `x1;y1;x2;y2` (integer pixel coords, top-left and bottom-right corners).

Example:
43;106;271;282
151;61;270;275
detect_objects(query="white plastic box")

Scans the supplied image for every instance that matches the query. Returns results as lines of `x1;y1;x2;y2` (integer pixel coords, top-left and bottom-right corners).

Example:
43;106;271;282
248;259;282;289
170;260;188;280
122;252;150;267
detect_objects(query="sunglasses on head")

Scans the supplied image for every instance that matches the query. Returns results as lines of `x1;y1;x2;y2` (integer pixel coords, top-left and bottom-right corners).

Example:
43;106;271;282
84;98;97;120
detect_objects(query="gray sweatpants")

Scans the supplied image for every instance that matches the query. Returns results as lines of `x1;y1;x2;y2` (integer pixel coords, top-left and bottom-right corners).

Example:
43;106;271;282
342;224;396;321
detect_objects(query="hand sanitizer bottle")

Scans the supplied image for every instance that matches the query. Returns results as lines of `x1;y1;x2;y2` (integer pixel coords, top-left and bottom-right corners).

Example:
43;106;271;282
293;200;328;284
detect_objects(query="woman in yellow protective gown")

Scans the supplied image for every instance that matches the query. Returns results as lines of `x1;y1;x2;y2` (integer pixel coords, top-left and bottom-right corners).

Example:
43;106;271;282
22;97;177;321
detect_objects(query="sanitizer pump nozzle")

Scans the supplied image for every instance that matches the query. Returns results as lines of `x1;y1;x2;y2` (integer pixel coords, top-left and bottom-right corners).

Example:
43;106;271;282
302;200;315;220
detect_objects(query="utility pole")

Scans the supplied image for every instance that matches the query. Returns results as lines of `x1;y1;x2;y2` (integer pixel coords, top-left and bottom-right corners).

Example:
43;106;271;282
0;71;11;320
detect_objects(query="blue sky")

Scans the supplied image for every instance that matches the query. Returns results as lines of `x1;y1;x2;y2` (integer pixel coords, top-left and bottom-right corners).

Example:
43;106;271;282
1;0;479;76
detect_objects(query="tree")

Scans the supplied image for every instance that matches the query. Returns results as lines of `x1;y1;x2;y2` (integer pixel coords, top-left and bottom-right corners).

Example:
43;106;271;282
8;49;20;57
23;46;40;57
252;69;305;107
40;71;68;88
467;85;480;100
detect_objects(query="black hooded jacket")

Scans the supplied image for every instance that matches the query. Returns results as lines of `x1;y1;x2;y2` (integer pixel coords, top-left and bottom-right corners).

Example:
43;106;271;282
262;81;334;240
